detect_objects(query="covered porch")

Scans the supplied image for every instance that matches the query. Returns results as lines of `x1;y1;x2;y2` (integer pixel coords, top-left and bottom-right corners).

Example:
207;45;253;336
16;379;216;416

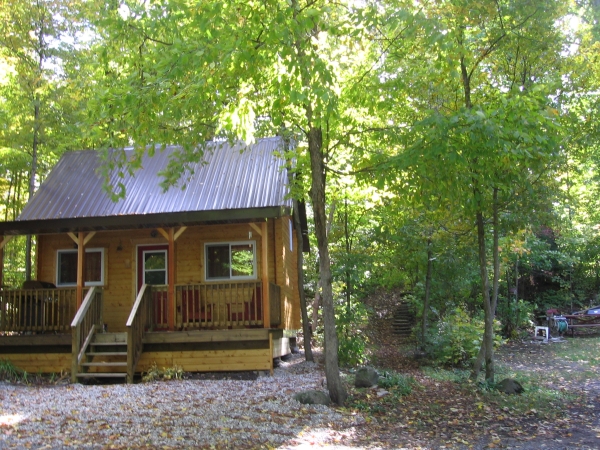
0;280;283;382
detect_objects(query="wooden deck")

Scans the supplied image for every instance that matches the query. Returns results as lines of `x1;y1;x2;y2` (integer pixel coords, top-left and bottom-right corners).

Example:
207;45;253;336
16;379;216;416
0;328;283;376
0;284;287;379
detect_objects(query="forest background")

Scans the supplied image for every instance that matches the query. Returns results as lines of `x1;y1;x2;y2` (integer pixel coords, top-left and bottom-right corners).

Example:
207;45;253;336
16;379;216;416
1;0;600;403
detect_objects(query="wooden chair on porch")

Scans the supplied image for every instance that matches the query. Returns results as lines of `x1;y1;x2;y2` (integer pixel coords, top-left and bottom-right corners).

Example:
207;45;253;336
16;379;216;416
181;288;212;328
229;286;262;327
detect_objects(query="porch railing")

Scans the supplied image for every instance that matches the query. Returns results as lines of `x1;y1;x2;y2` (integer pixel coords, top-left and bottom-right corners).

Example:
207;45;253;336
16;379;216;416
169;281;263;330
146;281;283;331
71;287;103;382
0;287;78;333
126;284;153;383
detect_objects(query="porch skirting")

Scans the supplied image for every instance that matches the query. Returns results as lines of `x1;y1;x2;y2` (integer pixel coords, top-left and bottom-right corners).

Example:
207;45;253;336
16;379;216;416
0;329;286;377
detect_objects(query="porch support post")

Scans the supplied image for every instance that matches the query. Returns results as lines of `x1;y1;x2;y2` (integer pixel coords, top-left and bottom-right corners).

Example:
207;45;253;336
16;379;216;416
76;232;85;308
0;233;3;289
168;228;175;331
261;221;270;328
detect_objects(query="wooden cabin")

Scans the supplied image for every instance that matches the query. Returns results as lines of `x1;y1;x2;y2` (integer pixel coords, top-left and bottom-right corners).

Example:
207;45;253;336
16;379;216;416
0;137;307;382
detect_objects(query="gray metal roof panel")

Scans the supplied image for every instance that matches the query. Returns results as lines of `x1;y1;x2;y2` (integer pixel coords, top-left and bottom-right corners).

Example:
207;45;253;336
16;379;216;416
16;137;292;222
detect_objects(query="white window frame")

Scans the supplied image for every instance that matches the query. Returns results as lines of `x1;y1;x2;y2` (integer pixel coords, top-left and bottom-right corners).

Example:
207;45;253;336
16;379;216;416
204;241;257;281
142;249;168;286
56;247;105;287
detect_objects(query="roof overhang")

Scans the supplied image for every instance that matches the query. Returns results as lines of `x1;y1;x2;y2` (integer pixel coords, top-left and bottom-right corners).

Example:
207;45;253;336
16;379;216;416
0;206;291;236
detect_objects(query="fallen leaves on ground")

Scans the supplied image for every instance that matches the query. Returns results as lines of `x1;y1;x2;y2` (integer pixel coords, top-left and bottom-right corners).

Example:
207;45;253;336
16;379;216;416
336;297;600;449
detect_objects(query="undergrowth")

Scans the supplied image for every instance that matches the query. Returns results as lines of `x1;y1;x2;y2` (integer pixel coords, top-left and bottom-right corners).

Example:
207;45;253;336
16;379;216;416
0;360;68;385
346;369;416;414
0;359;26;383
142;362;184;382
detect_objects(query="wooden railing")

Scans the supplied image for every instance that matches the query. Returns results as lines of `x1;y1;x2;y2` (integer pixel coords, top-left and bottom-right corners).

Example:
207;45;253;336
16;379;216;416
126;284;153;383
269;283;281;327
149;285;169;330
71;287;103;382
0;288;78;333
174;281;264;330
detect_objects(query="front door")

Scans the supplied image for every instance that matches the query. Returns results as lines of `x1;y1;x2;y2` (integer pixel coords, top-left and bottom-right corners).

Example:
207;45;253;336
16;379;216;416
137;245;169;329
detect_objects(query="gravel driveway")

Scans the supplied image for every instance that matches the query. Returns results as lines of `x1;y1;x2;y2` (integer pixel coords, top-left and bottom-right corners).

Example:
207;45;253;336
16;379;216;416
0;355;362;449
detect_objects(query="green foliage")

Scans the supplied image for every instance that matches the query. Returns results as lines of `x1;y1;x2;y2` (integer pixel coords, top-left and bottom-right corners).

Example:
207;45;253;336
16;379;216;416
346;369;416;415
424;306;503;368
378;370;415;396
0;359;27;383
142;362;184;382
421;366;471;383
335;300;370;367
497;298;536;339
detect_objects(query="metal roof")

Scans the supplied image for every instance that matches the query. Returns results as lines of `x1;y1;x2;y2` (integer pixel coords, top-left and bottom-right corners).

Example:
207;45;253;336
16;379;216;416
0;137;294;235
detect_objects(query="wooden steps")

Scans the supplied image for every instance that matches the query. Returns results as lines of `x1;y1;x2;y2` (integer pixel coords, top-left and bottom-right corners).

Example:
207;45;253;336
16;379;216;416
76;332;128;382
392;302;414;336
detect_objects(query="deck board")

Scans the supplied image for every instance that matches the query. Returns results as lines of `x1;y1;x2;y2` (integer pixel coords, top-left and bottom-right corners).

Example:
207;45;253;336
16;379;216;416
143;328;270;344
0;334;71;347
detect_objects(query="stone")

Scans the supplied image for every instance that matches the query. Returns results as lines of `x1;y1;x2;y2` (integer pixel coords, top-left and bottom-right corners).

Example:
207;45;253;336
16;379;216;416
496;378;524;395
355;367;379;388
293;390;331;405
376;389;389;397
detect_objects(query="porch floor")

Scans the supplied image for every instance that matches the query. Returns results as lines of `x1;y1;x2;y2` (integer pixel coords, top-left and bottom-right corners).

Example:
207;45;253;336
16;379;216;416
0;328;274;348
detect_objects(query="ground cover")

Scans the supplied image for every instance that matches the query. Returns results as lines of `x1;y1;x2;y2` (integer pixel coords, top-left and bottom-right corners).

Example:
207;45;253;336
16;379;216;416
1;317;599;449
339;312;600;449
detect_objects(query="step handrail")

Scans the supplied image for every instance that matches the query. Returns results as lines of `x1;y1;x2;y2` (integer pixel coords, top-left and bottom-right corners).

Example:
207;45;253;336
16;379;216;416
126;284;153;383
71;287;103;383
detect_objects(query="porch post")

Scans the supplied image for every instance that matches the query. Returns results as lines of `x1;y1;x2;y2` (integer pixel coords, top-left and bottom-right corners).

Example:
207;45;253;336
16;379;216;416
0;235;15;288
0;233;4;289
261;221;270;328
0;233;3;289
76;232;85;308
168;228;175;331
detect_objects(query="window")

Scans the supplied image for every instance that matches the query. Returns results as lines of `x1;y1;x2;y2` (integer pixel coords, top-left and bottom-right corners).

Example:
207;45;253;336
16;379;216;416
57;248;105;286
205;241;256;280
143;249;167;285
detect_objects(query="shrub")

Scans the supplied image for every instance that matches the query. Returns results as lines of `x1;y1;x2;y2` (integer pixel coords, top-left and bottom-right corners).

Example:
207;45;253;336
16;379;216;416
378;370;415;396
142;362;184;382
497;297;536;338
336;301;371;367
0;359;27;383
424;306;502;367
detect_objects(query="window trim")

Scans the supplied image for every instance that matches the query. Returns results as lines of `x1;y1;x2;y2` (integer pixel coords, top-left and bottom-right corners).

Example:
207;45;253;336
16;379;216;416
204;241;257;281
56;247;105;287
142;248;168;286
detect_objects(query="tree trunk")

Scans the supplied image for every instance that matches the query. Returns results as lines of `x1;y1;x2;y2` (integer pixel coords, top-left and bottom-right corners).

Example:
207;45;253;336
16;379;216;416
344;197;351;316
311;201;335;335
26;96;40;282
471;189;500;382
421;237;433;346
307;126;346;405
293;197;313;362
312;288;320;333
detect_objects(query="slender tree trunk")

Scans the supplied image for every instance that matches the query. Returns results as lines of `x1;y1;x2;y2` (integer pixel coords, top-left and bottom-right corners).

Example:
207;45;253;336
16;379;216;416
344;197;351;316
26;10;46;282
421;237;433;346
312;287;320;332
471;189;500;381
477;209;494;382
307;126;346;405
293;198;313;362
311;202;335;334
289;0;345;404
26;97;40;281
